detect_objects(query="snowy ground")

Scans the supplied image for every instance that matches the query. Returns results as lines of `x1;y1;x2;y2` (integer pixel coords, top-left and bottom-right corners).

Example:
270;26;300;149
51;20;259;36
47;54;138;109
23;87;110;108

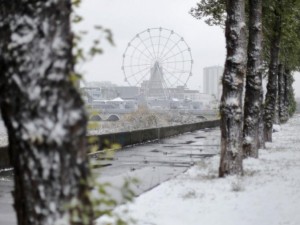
96;115;300;225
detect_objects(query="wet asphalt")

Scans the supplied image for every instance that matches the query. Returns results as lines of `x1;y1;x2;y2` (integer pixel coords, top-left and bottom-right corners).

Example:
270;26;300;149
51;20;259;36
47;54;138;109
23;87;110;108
0;127;220;225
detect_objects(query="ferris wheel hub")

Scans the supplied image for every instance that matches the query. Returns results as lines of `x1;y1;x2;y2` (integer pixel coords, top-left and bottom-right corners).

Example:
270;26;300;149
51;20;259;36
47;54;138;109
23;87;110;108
122;27;193;100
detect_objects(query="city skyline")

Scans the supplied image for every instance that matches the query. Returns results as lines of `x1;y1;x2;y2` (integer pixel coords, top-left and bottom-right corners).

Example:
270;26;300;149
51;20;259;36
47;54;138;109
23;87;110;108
77;0;300;97
76;0;225;92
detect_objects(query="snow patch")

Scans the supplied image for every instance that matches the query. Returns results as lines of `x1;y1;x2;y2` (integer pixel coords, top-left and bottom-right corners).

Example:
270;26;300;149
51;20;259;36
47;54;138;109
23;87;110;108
244;136;253;144
273;124;281;132
28;86;41;100
225;97;239;107
48;123;66;145
228;46;246;64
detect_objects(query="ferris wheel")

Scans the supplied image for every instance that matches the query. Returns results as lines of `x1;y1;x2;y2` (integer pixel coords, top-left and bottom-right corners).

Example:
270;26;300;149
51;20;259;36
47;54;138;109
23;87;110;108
122;27;193;98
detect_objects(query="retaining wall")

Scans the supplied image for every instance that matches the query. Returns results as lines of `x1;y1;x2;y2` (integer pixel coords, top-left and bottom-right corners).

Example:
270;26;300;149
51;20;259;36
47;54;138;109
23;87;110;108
0;119;220;169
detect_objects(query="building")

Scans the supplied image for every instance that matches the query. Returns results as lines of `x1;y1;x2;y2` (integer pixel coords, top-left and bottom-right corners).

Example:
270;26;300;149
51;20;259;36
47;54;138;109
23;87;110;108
81;79;216;113
115;86;140;100
203;66;223;101
183;89;201;101
81;87;101;103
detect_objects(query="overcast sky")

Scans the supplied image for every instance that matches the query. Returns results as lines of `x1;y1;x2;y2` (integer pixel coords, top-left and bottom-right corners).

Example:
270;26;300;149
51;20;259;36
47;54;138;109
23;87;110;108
77;0;300;96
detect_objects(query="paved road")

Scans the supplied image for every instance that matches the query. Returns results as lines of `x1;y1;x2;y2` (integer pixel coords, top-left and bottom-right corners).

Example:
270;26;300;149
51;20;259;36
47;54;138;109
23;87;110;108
0;127;220;225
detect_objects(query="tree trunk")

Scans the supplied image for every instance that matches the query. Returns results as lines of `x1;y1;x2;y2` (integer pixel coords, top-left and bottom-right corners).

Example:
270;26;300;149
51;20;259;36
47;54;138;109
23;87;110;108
283;68;290;121
285;69;296;117
278;64;287;123
0;1;93;225
264;6;281;142
274;89;280;124
243;0;263;158
219;0;247;177
257;105;265;149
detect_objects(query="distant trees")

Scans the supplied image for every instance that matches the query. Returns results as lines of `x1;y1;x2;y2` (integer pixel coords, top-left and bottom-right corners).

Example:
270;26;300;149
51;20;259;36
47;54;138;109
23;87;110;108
191;0;300;176
263;0;300;140
263;0;282;142
0;1;93;224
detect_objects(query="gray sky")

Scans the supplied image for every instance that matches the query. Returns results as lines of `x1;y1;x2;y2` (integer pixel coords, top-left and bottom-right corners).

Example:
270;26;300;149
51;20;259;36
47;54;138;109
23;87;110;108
77;0;225;91
78;0;300;96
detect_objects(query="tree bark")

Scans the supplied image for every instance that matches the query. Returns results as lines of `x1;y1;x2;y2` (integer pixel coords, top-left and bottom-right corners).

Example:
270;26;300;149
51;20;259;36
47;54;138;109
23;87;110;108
219;0;247;177
257;105;265;149
264;5;281;142
285;69;296;117
243;0;263;158
282;67;290;122
0;1;93;225
278;64;287;123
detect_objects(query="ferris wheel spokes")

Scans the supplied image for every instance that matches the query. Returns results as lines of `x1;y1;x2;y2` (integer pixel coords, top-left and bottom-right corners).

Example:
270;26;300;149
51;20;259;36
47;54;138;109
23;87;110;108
137;36;156;59
158;31;173;60
147;30;158;58
122;27;193;99
163;67;186;87
156;28;162;58
129;44;153;61
159;38;183;59
161;49;190;63
126;66;151;79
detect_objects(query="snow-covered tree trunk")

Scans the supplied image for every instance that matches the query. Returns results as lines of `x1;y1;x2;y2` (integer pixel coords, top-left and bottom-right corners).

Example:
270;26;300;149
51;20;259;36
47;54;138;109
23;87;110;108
264;8;281;142
257;106;265;149
281;67;290;122
219;0;247;177
278;64;287;123
243;0;263;158
285;68;296;117
0;1;93;225
274;90;280;125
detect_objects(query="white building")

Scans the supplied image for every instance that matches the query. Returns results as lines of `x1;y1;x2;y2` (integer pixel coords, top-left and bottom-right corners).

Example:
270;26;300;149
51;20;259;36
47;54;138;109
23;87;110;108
203;66;223;101
183;89;201;101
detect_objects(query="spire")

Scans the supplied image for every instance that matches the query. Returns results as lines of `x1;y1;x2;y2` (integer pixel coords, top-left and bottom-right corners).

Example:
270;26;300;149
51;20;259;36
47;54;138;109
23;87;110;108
147;61;169;99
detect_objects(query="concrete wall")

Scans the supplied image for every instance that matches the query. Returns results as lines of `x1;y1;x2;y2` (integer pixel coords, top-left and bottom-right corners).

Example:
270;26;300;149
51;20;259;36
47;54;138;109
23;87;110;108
87;120;220;153
0;120;219;169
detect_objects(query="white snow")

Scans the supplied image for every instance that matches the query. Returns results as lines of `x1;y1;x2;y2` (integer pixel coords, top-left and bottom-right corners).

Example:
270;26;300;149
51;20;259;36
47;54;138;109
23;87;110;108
49;202;56;213
48;122;66;145
229;46;246;64
11;74;25;92
225;96;239;107
29;86;41;100
110;97;124;102
244;135;253;144
273;124;281;132
96;115;300;225
10;29;35;45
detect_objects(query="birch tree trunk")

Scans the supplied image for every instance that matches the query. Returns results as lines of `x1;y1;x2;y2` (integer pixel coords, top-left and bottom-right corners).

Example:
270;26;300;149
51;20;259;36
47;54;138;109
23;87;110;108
264;6;281;142
219;0;247;177
243;0;263;158
0;1;93;225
